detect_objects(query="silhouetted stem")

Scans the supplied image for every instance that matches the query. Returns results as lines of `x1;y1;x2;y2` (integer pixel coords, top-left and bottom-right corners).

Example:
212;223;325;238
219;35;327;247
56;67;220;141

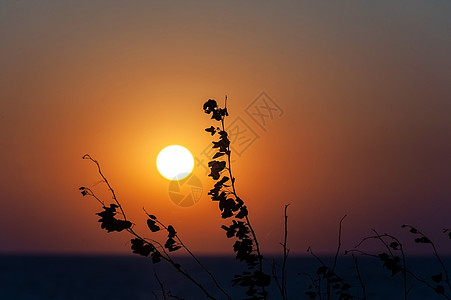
272;260;283;297
81;187;104;206
245;214;265;277
83;156;217;300
155;272;168;300
307;247;328;299
148;213;232;300
352;231;451;300
368;230;407;300
128;224;218;300
352;254;367;300
281;204;290;300
404;224;451;292
83;154;127;220
333;215;346;271
162;256;217;300
220;97;267;299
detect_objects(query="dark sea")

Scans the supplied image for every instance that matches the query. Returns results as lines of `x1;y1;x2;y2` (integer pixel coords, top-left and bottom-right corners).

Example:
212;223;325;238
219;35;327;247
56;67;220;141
0;255;449;299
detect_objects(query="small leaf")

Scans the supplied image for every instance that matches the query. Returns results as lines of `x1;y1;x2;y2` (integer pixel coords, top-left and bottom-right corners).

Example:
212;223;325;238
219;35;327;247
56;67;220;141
205;126;216;135
435;285;445;294
212;152;225;159
168;245;181;252
409;227;418;234
147;219;160;232
208;160;226;180
431;273;443;283
389;242;399;250
211;109;223;121
167;225;176;238
414;237;431;244
203;99;217;114
131;238;154;257
235;206;248;219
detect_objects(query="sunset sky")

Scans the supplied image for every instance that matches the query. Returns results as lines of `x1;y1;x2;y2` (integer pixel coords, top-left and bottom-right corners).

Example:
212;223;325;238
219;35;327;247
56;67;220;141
1;1;450;256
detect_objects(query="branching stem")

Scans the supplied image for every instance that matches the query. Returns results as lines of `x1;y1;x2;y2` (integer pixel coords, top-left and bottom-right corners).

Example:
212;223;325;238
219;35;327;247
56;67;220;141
83;155;217;300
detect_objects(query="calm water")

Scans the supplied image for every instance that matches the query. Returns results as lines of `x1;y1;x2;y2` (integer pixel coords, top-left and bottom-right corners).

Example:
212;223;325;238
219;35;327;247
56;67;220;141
0;255;449;299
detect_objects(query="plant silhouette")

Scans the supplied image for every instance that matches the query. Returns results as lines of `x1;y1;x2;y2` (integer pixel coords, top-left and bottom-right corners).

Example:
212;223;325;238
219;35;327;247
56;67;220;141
80;98;450;300
203;97;271;299
80;154;227;300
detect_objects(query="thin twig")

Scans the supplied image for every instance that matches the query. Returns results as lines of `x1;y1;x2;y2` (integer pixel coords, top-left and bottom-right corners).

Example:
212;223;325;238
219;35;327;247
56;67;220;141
352;231;451;300
82;154;127;220
281;204;290;300
272;259;284;296
404;224;451;292
145;209;232;300
333;214;347;271
352;254;366;300
81;187;104;206
373;230;408;300
83;155;217;300
155;272;168;300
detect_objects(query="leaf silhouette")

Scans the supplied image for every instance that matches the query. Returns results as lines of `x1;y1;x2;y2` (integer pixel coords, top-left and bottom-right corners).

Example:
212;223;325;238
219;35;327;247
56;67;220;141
236;222;250;239
235;206;248;219
212;139;229;152
389;241;399;250
147;214;157;220
213;152;225;159
208;160;226;180
167;225;177;238
203;99;217;114
221;209;234;219
211;109;223;121
222;224;237;238
205;126;216;135
165;237;181;252
211;191;227;202
414;237;431;244
97;204;132;232
219;198;236;212
131;238;154;257
147;219;160;232
431;273;443;283
435;285;445;294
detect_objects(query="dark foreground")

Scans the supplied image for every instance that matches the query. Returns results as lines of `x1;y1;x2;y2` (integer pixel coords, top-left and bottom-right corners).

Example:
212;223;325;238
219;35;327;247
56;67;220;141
0;255;449;299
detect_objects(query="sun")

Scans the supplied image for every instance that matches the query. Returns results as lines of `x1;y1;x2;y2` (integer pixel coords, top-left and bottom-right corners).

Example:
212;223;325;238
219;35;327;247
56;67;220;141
156;145;194;180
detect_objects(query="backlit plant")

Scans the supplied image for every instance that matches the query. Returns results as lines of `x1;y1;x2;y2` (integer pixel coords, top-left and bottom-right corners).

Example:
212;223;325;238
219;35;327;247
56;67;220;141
80;98;449;300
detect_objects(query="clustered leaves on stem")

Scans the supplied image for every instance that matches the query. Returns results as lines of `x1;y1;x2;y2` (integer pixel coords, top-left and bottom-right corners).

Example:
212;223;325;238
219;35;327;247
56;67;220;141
204;98;270;299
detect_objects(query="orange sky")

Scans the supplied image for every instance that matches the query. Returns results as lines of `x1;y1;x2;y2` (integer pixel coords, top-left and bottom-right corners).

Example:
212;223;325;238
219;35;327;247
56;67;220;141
0;1;450;255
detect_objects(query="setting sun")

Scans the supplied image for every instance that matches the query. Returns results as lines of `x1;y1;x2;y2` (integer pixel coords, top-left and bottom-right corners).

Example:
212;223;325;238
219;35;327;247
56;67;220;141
156;145;194;180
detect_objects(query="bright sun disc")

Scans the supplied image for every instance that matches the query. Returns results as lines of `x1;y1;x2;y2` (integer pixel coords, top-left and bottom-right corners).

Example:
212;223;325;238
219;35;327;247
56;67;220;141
156;145;194;180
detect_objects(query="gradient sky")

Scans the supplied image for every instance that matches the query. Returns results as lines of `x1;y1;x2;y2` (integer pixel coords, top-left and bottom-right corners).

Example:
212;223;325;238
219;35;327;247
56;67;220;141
1;1;450;255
